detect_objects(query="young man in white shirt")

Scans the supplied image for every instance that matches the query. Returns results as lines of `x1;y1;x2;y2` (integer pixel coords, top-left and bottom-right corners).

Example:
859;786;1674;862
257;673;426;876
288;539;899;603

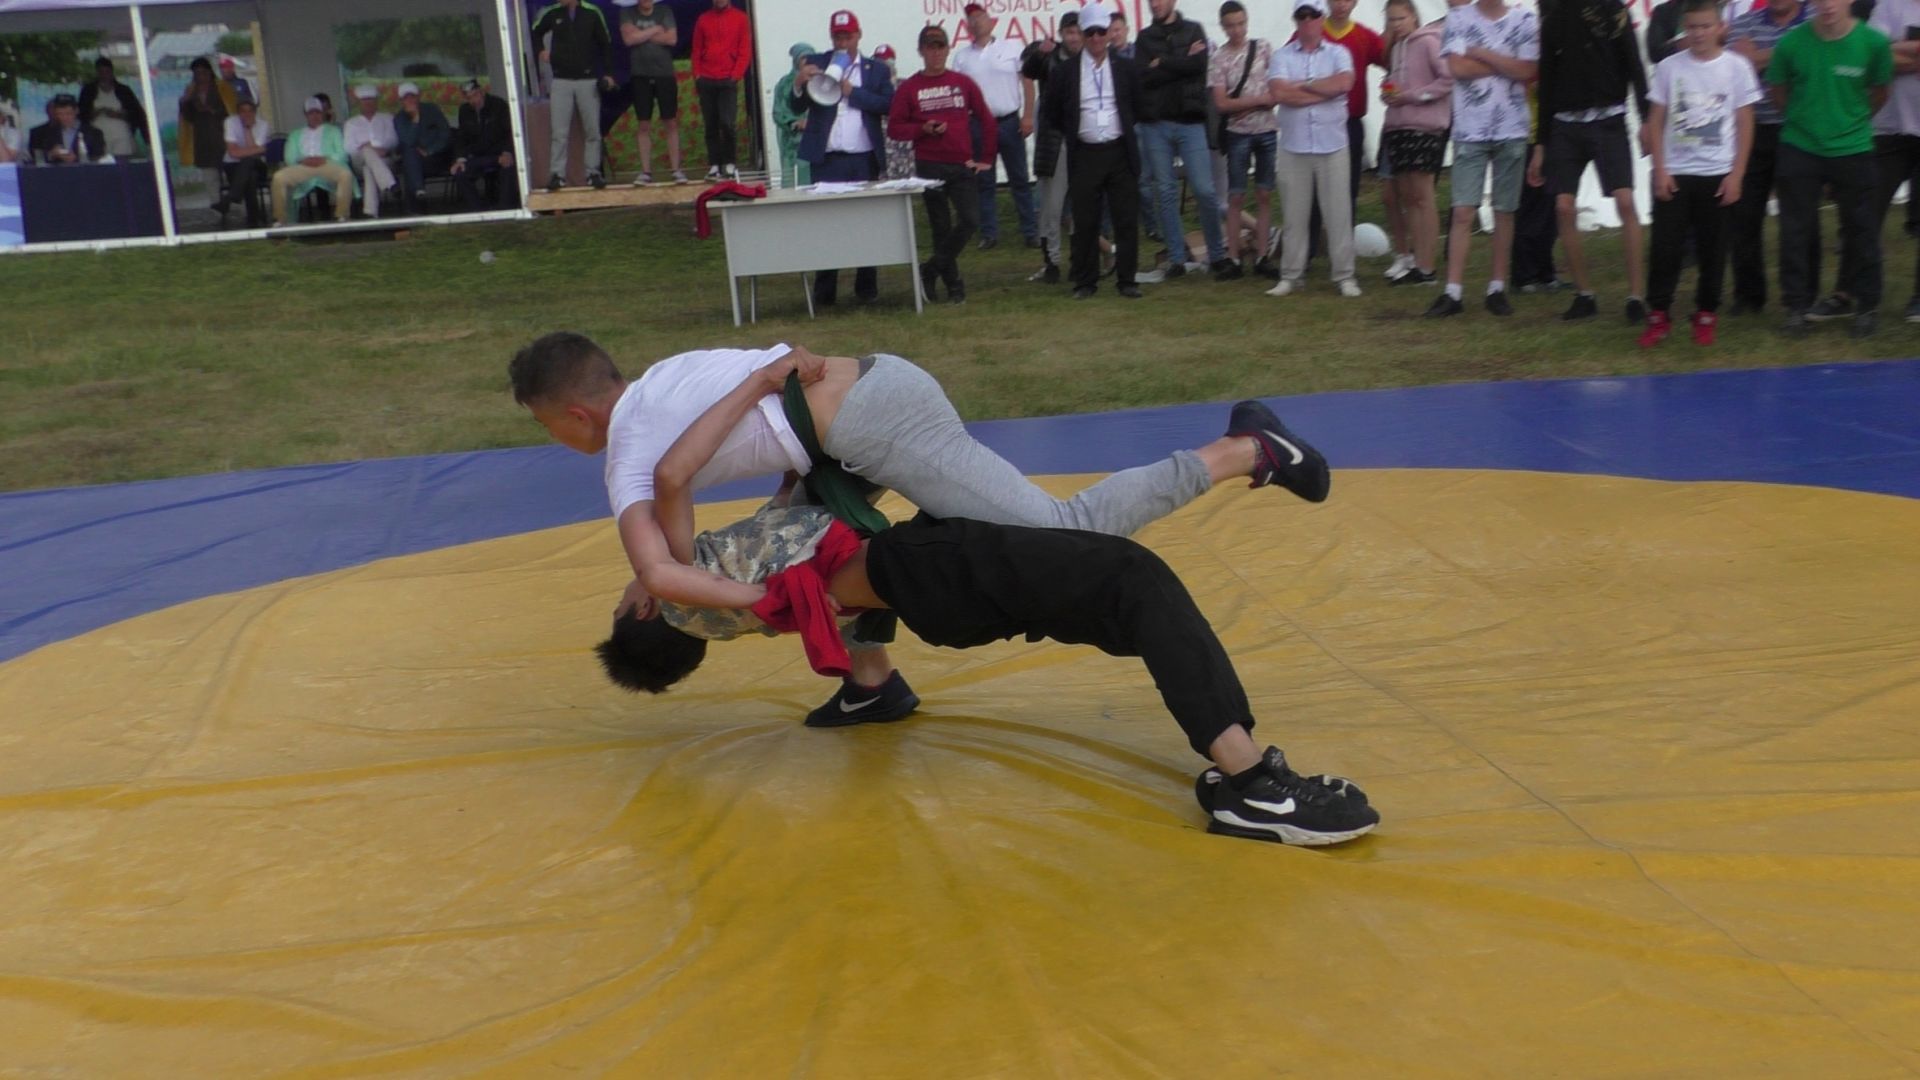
951;2;1039;249
215;99;272;227
343;85;399;218
509;332;1333;726
1424;0;1540;318
1264;1;1361;298
1641;0;1763;347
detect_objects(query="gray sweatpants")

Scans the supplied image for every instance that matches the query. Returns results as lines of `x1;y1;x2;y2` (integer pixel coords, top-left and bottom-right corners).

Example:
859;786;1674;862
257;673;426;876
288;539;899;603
1036;144;1069;265
550;77;602;177
820;354;1211;536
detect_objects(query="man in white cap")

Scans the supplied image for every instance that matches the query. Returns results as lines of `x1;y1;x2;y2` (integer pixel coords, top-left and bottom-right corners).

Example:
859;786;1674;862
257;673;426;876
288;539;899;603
271;97;354;225
1038;2;1146;299
1265;0;1362;299
394;81;453;214
344;85;399;217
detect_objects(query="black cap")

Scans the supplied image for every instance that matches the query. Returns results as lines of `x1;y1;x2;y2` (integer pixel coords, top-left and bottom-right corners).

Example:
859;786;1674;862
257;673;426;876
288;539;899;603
1059;10;1079;28
918;24;949;47
461;78;484;93
50;93;78;107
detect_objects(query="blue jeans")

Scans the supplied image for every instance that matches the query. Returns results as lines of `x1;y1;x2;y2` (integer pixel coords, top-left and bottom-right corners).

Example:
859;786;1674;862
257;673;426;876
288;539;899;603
977;112;1036;241
1137;120;1224;265
1224;130;1277;195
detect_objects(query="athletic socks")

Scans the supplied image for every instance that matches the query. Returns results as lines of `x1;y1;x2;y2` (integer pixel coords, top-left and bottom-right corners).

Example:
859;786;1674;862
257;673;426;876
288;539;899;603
1487;280;1505;296
1445;283;1463;301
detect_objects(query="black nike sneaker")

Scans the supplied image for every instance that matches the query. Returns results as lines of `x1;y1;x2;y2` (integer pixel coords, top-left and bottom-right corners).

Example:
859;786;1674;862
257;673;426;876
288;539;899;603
1227;399;1331;503
1194;761;1370;814
804;670;921;728
1205;747;1379;845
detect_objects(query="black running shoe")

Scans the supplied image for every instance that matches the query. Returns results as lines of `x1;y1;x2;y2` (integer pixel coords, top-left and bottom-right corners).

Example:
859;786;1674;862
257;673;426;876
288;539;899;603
1484;289;1514;317
1389;268;1437;287
1561;293;1598;321
1227;399;1331;503
1207;747;1380;845
804;670;920;728
1195;762;1370;814
1805;293;1857;321
1424;293;1464;318
1850;310;1878;338
1624;297;1648;325
1212;259;1243;281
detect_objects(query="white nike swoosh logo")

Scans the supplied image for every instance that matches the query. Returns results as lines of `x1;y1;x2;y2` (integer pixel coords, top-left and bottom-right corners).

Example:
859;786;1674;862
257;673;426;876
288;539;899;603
1244;797;1297;816
1264;429;1305;466
839;695;882;713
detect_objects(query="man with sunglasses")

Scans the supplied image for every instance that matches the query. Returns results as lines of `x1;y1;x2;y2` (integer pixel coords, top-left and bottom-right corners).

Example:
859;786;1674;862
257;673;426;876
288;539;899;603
1267;1;1363;298
1039;4;1146;299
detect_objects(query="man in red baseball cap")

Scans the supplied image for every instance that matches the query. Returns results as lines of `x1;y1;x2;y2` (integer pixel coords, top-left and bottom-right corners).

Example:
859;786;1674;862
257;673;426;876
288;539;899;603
790;11;899;307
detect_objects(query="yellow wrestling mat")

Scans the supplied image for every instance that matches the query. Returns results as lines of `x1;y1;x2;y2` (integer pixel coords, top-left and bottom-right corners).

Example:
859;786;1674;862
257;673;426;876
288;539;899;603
3;471;1918;1077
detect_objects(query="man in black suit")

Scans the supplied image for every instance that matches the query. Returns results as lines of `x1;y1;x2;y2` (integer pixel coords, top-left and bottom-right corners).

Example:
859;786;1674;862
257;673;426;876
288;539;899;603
1040;3;1143;298
29;94;106;165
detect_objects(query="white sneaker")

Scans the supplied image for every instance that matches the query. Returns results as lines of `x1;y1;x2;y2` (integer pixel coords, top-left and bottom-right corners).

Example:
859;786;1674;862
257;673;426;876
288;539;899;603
723;164;739;180
633;172;652;187
672;169;689;184
705;165;722;181
1266;279;1296;297
1384;253;1414;280
1339;279;1363;298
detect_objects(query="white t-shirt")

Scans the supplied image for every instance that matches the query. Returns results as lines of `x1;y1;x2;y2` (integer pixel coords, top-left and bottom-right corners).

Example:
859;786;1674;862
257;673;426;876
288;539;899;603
951;37;1026;117
344;112;398;156
1870;0;1920;135
221;115;271;163
1650;50;1764;176
603;345;812;518
1440;3;1540;143
826;54;875;154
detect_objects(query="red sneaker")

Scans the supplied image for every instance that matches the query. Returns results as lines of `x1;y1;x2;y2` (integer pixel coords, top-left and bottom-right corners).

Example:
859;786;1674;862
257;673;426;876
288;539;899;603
1637;310;1672;349
1691;310;1717;346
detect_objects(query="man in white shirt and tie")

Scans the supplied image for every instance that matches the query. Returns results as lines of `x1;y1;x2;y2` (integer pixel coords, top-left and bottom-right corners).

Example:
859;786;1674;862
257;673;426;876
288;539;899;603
1040;4;1144;299
343;85;399;218
951;2;1039;249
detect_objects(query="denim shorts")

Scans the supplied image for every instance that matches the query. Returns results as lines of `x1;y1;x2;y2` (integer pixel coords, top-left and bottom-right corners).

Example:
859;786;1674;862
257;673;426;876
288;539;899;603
1450;137;1529;213
1224;130;1277;194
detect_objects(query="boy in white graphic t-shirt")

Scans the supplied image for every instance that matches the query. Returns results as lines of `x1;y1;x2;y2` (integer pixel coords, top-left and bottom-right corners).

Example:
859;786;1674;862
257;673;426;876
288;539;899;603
1642;0;1765;347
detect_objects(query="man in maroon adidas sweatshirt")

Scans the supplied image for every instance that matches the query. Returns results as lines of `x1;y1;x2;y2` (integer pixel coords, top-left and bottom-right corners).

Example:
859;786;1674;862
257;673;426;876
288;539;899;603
888;23;996;303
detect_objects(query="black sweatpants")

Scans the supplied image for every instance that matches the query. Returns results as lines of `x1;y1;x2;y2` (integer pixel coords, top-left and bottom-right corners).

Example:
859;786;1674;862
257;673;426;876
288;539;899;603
916;159;981;289
866;516;1253;757
696;78;738;169
1512;144;1560;288
1728;123;1796;309
1777;143;1880;313
1067;139;1140;291
1648;174;1728;314
1871;133;1920;304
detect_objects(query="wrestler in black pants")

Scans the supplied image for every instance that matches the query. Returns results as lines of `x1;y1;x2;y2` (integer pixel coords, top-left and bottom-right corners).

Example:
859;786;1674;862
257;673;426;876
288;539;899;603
915;160;981;294
1776;143;1880;315
865;515;1251;757
1648;174;1728;314
1512;144;1561;289
1727;124;1819;311
1067;139;1140;292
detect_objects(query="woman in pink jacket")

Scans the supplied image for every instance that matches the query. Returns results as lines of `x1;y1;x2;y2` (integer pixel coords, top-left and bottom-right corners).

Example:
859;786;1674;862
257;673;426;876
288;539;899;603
1379;0;1453;286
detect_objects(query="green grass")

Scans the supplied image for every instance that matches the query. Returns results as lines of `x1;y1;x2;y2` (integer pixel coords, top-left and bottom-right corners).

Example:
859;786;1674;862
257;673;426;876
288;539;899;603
0;183;1902;493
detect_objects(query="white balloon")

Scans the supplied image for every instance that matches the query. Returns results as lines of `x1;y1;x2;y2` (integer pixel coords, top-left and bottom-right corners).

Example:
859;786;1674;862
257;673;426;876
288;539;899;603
479;251;496;264
1352;222;1390;258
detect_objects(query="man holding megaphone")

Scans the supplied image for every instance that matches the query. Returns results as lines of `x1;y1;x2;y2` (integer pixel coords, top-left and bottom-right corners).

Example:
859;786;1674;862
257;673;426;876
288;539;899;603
790;10;898;307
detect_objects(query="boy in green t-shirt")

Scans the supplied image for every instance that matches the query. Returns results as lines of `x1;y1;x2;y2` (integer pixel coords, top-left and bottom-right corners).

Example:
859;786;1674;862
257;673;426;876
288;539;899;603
1767;0;1893;336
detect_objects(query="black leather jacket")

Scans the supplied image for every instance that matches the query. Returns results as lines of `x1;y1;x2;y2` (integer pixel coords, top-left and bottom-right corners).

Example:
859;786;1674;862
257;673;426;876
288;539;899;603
1135;12;1210;124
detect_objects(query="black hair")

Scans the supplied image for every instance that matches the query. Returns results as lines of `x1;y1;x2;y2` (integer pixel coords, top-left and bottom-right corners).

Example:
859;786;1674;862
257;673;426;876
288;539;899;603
190;57;213;73
1219;1;1246;16
1681;0;1721;15
1110;7;1127;20
509;331;625;407
596;608;708;694
95;55;113;68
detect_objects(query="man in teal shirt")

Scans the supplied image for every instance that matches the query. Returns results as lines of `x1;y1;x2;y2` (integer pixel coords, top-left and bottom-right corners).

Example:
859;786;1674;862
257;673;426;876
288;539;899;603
271;96;355;224
1768;0;1893;336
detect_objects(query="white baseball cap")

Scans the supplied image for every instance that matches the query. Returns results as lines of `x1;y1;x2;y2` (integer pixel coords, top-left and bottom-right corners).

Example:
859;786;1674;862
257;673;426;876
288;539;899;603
397;81;421;98
303;96;324;112
352;85;378;101
1079;3;1112;32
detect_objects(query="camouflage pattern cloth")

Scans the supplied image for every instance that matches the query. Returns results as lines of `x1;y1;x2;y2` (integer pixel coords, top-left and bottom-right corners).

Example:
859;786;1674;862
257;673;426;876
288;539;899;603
659;502;866;643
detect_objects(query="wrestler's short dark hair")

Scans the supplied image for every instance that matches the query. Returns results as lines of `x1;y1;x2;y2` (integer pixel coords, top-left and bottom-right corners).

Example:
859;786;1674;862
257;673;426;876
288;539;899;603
510;331;624;407
595;608;708;694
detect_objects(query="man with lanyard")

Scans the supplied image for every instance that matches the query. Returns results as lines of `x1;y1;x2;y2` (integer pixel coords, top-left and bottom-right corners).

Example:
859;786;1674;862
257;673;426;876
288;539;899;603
531;0;615;191
792;11;897;308
952;2;1039;250
1729;0;1812;315
1041;4;1147;298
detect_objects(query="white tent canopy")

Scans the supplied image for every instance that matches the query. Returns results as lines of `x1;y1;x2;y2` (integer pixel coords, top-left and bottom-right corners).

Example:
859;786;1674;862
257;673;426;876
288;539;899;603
1;0;534;250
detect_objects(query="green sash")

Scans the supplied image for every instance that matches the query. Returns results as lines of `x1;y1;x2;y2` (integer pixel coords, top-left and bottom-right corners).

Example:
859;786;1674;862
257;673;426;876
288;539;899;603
782;370;896;645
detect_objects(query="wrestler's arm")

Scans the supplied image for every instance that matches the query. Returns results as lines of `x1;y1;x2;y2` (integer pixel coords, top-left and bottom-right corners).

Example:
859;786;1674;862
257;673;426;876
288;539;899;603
652;346;826;563
617;501;765;609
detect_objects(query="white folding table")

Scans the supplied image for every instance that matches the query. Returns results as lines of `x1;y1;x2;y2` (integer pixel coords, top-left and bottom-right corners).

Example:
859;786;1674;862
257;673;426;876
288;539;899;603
712;184;929;326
